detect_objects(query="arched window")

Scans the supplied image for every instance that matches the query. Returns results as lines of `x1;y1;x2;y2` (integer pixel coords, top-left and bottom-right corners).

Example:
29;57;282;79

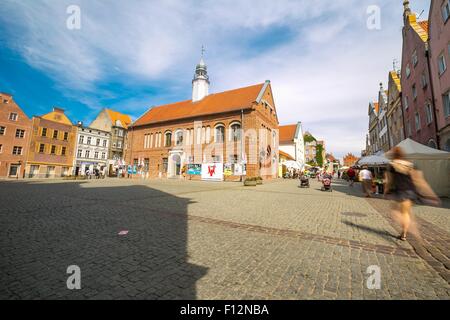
206;126;211;143
164;131;172;147
428;139;437;149
201;127;206;144
215;124;225;143
175;130;184;146
229;122;241;142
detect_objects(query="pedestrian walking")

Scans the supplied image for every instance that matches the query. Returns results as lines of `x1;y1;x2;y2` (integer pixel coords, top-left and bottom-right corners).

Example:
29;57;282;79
359;166;373;197
384;147;440;241
347;167;356;187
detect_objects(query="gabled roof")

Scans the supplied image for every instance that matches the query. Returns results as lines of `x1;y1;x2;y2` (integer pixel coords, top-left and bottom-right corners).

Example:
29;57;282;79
133;83;266;127
105;109;132;129
279;150;295;161
279;124;298;144
40;108;72;126
389;71;402;92
406;14;429;42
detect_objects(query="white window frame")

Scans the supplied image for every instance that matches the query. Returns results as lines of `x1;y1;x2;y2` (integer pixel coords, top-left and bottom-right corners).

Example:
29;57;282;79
12;146;22;155
421;73;428;88
0;126;5;135
442;1;450;22
443;91;450;117
175;129;184;147
438;53;447;75
15;129;25;138
412;50;418;66
406;64;411;78
415;113;421;132
164;131;172;147
9;112;18;121
425;103;433;124
214;124;225;143
229;122;242;142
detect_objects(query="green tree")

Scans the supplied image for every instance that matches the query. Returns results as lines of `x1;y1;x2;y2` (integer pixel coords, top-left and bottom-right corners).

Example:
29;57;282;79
316;144;324;167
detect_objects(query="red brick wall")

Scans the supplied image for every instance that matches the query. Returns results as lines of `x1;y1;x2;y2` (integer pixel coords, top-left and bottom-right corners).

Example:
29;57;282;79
0;94;32;178
126;86;279;181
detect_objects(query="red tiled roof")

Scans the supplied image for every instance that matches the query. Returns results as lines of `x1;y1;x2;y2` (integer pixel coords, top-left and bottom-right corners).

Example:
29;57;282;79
133;83;265;126
418;20;429;33
279;124;297;144
374;102;379;114
106;109;132;129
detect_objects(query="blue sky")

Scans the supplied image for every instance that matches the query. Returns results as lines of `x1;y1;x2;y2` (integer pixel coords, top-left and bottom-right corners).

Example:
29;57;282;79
0;0;430;159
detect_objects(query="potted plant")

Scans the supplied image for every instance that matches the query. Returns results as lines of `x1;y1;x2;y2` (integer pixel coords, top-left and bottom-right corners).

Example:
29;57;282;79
244;177;257;186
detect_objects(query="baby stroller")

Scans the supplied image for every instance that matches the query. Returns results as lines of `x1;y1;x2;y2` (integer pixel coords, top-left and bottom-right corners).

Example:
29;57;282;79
299;175;310;188
321;173;332;192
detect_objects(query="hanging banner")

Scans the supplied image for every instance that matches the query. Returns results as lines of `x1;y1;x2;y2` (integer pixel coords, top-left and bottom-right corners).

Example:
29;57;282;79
201;163;224;181
187;164;201;175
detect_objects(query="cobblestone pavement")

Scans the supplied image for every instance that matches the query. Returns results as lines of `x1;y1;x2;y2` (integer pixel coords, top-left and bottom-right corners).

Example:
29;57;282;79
0;178;449;300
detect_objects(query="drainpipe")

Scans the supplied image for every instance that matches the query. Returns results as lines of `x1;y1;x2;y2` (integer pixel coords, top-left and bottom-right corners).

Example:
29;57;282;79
425;44;440;149
240;109;244;183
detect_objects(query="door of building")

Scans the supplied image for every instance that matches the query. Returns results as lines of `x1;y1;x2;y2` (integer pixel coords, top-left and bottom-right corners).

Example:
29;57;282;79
9;164;19;177
168;151;183;178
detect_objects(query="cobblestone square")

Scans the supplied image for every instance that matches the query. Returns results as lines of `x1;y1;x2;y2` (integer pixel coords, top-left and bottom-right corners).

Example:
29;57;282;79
1;178;449;300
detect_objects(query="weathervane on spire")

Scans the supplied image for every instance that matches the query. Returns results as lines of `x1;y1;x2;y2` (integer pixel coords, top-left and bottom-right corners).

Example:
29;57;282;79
201;45;206;58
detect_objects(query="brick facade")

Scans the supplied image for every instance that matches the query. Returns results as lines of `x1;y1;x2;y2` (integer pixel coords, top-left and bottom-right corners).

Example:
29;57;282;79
125;82;279;181
0;93;32;178
428;0;450;151
401;7;438;147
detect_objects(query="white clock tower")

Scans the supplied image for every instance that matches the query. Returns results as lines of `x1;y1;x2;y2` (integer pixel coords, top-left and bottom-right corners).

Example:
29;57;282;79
192;48;210;102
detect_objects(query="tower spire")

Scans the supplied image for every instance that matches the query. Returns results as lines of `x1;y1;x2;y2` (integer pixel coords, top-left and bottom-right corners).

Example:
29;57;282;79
403;0;412;25
192;47;210;102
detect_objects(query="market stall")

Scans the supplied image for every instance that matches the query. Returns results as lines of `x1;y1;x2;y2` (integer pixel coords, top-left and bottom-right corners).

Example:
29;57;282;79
387;139;450;197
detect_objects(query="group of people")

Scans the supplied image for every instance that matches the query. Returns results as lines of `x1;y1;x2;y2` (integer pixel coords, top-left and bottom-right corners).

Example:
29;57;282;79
85;167;107;179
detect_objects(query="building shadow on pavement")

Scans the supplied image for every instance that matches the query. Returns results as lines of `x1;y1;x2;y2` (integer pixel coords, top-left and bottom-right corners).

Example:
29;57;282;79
0;180;208;300
341;220;400;245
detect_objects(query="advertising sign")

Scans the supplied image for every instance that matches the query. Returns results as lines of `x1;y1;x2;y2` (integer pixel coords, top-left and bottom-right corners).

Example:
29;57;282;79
233;164;243;176
224;164;233;176
187;164;201;175
201;163;224;181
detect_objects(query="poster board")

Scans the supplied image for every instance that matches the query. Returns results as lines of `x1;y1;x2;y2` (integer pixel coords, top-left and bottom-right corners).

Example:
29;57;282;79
201;163;224;181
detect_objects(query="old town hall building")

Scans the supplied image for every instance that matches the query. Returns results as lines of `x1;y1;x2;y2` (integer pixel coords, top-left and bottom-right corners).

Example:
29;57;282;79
126;57;280;181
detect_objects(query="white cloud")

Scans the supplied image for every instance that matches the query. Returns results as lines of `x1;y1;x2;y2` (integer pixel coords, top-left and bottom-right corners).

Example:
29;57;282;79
0;0;432;158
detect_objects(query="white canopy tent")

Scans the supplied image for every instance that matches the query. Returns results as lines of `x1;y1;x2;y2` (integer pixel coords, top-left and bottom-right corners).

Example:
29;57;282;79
283;161;303;170
357;155;390;167
387;139;450;197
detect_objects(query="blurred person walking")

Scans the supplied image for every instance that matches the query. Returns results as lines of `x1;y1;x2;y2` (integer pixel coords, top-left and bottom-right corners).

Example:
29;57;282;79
347;167;356;187
359;166;373;197
384;147;440;241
